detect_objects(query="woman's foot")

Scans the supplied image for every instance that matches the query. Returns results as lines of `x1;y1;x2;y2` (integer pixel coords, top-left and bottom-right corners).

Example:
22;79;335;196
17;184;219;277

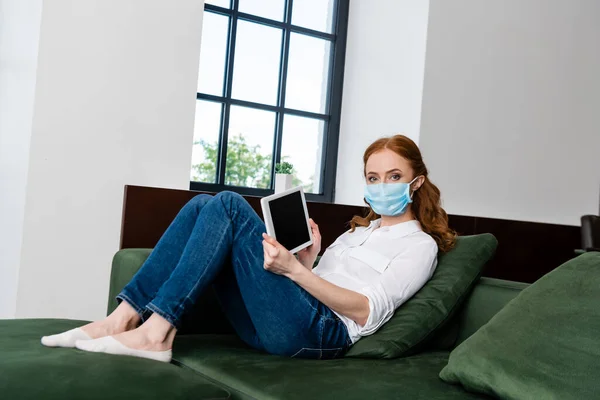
75;313;176;362
79;311;140;340
75;336;172;363
40;327;91;348
41;302;141;348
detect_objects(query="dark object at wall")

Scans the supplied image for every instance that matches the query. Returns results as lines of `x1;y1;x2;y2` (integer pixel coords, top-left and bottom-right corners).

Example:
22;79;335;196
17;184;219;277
120;185;580;284
581;215;600;251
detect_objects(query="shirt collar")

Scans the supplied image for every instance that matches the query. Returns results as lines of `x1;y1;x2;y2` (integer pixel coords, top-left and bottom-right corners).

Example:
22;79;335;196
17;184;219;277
368;218;423;238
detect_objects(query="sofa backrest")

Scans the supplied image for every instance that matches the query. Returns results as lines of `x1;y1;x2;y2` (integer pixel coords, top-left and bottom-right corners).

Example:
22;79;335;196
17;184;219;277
453;277;529;347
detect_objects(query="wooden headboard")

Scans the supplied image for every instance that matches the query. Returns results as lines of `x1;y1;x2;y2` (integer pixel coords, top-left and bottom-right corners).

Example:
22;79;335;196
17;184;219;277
120;185;367;254
120;185;581;283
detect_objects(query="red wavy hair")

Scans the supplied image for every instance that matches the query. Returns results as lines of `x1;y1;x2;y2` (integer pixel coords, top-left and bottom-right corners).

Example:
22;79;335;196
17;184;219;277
349;134;456;252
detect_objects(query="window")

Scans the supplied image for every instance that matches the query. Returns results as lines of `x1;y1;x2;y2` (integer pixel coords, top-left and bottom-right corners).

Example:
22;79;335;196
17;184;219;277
190;0;349;202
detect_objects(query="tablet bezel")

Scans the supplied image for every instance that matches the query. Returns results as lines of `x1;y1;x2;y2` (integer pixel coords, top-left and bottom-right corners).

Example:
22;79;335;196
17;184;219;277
260;186;313;254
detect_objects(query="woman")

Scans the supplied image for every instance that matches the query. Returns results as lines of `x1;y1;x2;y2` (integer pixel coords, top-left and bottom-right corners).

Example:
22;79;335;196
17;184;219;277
41;134;455;362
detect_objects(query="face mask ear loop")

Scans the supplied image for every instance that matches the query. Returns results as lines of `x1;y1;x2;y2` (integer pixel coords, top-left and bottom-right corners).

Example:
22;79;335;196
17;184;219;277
409;175;422;199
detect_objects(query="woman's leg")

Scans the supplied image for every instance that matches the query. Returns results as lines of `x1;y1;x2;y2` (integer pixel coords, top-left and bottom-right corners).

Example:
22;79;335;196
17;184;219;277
77;191;349;360
212;193;351;358
74;191;262;358
210;261;264;351
129;190;348;357
41;194;215;347
84;194;216;338
116;194;215;319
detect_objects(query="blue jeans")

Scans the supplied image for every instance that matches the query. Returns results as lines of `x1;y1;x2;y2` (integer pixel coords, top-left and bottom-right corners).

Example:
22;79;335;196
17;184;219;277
117;191;352;359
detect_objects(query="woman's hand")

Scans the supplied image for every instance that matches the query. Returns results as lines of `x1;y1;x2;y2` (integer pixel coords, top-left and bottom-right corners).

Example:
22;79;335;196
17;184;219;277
262;233;304;278
297;218;322;270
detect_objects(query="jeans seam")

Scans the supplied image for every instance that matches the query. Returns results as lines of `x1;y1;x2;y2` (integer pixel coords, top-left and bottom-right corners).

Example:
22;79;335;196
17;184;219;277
219;192;239;221
219;192;256;242
290;347;343;359
320;318;326;359
235;215;251;240
290;348;306;358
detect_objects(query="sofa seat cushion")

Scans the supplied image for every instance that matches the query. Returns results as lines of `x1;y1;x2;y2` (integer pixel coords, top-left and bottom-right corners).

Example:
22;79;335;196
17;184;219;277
172;334;488;400
0;319;230;400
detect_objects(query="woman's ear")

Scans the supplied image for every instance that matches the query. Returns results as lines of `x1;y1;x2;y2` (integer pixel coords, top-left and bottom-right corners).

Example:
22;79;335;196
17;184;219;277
412;176;425;192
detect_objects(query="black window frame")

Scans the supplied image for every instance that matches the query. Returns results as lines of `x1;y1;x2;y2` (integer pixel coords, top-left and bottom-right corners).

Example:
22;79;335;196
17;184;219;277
190;0;349;202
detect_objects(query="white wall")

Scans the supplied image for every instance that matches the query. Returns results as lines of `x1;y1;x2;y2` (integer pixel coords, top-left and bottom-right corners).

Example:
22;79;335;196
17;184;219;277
335;0;430;206
0;0;43;318
419;0;600;226
13;0;204;320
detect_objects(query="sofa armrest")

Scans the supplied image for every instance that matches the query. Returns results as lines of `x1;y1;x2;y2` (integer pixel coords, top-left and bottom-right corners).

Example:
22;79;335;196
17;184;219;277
454;277;529;346
107;248;153;315
107;249;235;335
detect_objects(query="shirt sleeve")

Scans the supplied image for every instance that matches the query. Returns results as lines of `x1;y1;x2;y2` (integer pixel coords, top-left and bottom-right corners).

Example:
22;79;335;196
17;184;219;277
356;238;438;337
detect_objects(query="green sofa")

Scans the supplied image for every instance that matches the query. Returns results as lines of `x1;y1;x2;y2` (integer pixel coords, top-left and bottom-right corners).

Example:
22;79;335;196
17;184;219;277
0;247;531;400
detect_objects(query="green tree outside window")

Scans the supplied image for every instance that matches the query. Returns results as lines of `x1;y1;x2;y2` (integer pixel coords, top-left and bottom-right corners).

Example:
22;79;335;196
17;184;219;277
192;134;314;192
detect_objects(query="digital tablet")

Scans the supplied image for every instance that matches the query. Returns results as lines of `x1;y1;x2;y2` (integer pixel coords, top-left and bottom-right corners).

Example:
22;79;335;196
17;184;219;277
261;186;313;254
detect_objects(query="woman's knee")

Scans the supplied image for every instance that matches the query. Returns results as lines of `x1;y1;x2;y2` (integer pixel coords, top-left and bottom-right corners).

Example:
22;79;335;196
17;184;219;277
185;193;213;208
214;190;244;202
201;191;258;224
214;190;248;211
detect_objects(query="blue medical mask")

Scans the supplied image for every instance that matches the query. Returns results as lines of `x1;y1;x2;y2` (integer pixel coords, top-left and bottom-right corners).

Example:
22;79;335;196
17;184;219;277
364;176;420;216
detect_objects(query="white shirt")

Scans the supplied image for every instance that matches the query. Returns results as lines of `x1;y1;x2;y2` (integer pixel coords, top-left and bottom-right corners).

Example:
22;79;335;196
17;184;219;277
313;219;438;344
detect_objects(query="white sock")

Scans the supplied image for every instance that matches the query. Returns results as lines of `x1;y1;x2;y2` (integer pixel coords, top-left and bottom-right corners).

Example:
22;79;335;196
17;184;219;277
75;336;172;363
41;328;91;348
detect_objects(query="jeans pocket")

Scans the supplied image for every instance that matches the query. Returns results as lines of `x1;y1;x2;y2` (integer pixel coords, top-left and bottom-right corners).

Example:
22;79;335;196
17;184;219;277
290;347;343;360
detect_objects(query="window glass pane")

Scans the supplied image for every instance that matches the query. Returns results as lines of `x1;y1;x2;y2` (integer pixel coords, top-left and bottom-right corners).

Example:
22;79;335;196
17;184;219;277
281;115;324;194
197;12;229;96
226;106;275;188
238;0;284;21
292;0;335;33
232;21;282;105
205;0;230;8
191;101;223;183
285;34;331;114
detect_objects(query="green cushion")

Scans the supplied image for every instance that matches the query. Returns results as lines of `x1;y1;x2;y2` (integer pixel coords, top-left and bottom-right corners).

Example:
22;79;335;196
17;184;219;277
173;334;485;400
0;319;230;400
440;252;600;399
346;234;497;359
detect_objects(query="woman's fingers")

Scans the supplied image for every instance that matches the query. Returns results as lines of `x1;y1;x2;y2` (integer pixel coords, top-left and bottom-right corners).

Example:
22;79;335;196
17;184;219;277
262;232;282;248
262;232;276;241
262;241;277;256
309;219;320;237
262;233;276;248
262;238;280;259
263;243;275;269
